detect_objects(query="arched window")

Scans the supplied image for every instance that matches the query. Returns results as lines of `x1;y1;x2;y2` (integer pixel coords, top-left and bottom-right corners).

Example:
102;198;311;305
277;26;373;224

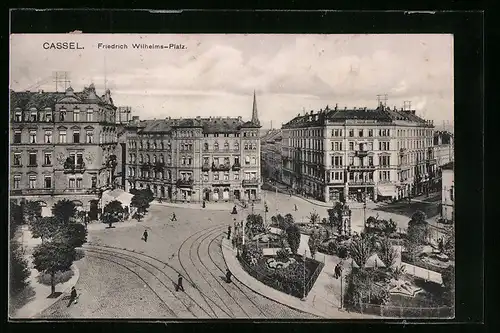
204;142;209;151
153;141;157;149
146;141;150;150
234;142;239;150
160;154;164;163
146;154;151;163
139;154;144;163
214;142;219;151
153;155;157;163
224;141;229;150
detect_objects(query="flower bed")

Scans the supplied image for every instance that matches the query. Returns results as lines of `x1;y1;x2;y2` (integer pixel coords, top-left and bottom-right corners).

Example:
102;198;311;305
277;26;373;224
401;252;450;275
239;251;324;299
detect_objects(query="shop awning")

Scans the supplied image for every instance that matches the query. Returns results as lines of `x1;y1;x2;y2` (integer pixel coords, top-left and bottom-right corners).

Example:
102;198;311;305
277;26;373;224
377;184;397;197
102;189;134;208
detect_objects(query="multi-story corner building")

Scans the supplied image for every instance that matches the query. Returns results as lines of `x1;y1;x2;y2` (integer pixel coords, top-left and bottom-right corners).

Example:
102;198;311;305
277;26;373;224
123;92;262;203
9;85;119;218
433;131;454;167
440;161;454;222
261;129;283;182
281;103;436;203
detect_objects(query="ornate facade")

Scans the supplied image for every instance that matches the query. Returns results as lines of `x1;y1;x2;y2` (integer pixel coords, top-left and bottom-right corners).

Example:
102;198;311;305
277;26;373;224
9;85;119;217
281;104;437;203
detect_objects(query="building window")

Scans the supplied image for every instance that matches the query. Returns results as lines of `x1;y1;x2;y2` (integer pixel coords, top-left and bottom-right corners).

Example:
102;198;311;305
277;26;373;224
13;175;21;189
214;172;220;181
203;171;209;181
251;157;256;165
15;112;22;122
332;142;342;151
349;142;354;151
44;152;52;165
44;130;52;143
44;176;52;188
245;156;250;165
349;129;354;137
29;152;37;166
75;178;82;188
45;112;53;122
234;142;239;150
450;186;454;201
86;131;93;143
73;109;80;122
13;153;22;166
59;130;67;143
368;129;373;137
153;155;157;163
214;142;219;151
368;156;374;166
29;175;37;189
29;130;37;144
73;130;80;143
380;155;390;167
86;109;93;121
379;171;390;181
224;142;229;150
349;156;354;166
224;172;229;181
204;142;209;151
13;130;21;143
379;141;390;151
60;110;66;121
234;173;239;180
332;129;343;137
332;155;343;167
359;130;364;137
30;111;38;122
69;178;75;188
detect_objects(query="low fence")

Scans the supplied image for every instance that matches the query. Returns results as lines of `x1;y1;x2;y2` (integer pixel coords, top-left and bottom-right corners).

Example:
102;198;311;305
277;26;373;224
357;302;454;318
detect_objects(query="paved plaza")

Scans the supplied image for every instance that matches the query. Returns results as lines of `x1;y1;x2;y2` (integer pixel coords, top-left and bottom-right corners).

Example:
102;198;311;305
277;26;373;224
13;190;442;319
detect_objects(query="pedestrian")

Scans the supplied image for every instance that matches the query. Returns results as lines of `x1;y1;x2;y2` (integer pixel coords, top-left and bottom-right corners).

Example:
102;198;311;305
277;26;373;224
175;274;185;292
143;230;148;242
171;213;177;221
227;226;232;240
334;265;339;279
202;200;206;208
231;205;238;214
231;237;236;249
438;238;444;252
67;286;78;307
226;268;232;283
294;204;298;211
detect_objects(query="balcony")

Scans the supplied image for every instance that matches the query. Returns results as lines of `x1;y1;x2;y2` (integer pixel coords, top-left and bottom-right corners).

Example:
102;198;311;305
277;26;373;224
211;163;231;172
348;164;376;171
232;162;241;171
10;188;55;196
202;163;211;171
355;150;369;157
242;179;260;186
176;179;194;187
426;158;437;165
63;162;86;174
348;180;375;186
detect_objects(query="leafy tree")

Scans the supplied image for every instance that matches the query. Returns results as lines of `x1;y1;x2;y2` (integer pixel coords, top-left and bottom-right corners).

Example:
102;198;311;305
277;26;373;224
285;224;301;254
308;211;320;225
410;210;427;224
102;200;124;228
337;244;349;259
131;189;154;220
54;223;87;248
327;202;344;234
308;230;322;257
23;200;42;225
10;201;24;239
284;213;295;226
245;214;265;237
52;199;77;224
32;242;76;295
272;214;292;230
377;237;398;268
9;240;30;297
443;227;455;260
349;236;373;267
29;216;60;244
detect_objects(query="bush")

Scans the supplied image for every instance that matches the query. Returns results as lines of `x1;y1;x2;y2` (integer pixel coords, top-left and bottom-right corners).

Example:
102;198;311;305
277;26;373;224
9;240;30;297
276;248;290;262
37;269;74;286
285;224;301;254
337;244;349;259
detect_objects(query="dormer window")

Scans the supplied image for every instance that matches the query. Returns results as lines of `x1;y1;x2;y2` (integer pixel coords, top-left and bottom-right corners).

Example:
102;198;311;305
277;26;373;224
86;109;93;121
73;109;80;122
30;111;38;122
60;110;67;121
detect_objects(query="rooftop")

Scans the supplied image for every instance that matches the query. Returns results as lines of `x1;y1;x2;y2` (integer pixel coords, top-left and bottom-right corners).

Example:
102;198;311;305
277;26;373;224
441;161;454;170
282;104;432;129
137;116;253;134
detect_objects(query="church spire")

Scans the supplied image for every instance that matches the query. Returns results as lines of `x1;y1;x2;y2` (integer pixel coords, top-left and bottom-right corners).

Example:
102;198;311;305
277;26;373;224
251;90;260;126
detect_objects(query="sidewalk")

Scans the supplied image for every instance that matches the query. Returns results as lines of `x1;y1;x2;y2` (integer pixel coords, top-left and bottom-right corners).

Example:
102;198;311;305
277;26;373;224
12;227;80;318
221;238;378;319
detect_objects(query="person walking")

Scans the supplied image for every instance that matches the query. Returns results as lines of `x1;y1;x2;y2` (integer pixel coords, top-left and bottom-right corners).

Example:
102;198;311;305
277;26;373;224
67;286;78;307
334;264;340;279
227;226;232;240
176;274;185;292
226;268;232;283
294;204;298;211
143;230;148;242
171;213;177;221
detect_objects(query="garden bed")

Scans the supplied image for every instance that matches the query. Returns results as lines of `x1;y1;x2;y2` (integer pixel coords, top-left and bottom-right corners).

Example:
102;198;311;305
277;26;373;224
238;253;324;299
401;252;450;275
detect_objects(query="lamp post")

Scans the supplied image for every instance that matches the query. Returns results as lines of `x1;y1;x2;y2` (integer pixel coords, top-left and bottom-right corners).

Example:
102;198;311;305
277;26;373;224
302;249;306;301
339;265;343;310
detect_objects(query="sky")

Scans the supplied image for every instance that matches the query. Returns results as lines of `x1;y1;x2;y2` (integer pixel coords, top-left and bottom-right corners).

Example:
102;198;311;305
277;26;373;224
10;34;454;129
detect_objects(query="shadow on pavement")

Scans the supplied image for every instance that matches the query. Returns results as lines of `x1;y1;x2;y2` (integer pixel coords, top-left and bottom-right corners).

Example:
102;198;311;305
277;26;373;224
9;285;36;316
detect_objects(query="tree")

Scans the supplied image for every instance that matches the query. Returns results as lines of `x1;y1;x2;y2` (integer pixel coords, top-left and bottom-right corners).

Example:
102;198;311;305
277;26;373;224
10;201;24;239
10;240;30;297
52;199;77;224
245;214;265;237
441;265;455;307
29;216;60;244
327;202;344;234
284;213;295;226
54;223;87;248
285;224;301;254
443;227;455;260
377;237;398;268
102;200;124;228
131;189;154;220
350;236;373;267
32;242;76;295
308;211;320;225
308;230;322;257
